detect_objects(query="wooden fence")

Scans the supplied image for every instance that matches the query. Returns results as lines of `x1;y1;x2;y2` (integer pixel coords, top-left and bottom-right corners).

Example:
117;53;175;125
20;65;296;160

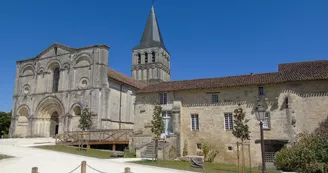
55;129;133;150
31;161;132;173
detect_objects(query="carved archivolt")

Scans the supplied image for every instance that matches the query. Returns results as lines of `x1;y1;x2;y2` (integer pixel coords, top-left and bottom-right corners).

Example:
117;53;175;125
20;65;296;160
21;64;35;76
46;59;62;70
74;53;92;67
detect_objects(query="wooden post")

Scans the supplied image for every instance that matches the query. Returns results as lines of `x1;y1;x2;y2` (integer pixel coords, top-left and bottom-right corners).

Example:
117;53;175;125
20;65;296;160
31;167;38;173
237;142;240;173
248;143;252;173
112;144;116;152
124;167;131;173
81;161;86;173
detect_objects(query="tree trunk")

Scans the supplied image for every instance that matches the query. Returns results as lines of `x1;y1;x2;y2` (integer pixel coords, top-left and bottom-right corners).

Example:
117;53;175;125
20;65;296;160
242;140;245;173
155;139;158;161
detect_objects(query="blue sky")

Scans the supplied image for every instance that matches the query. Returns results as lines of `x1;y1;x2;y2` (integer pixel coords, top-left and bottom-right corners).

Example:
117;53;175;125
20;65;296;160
1;0;328;112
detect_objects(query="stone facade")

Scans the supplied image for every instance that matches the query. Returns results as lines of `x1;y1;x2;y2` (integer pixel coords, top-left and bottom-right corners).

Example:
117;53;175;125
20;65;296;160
132;79;328;166
10;43;140;137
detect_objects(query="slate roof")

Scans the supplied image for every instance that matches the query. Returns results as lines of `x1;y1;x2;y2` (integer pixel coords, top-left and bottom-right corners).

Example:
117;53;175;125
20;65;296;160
138;60;328;93
133;6;169;53
108;68;147;89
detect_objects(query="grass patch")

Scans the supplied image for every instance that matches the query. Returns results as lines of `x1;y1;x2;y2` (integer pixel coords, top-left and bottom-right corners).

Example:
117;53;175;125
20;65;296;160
0;155;12;160
133;160;280;173
35;145;111;159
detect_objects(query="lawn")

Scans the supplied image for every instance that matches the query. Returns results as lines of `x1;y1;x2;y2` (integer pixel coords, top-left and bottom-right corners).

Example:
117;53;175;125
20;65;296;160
35;145;111;159
0;154;12;160
133;160;280;173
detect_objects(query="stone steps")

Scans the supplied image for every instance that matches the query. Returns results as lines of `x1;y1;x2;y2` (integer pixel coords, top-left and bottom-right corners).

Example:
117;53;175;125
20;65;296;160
140;140;170;158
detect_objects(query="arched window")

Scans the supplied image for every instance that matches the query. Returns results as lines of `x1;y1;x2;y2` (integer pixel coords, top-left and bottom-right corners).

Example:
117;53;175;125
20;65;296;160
137;54;141;64
152;52;156;63
145;53;148;63
52;68;60;92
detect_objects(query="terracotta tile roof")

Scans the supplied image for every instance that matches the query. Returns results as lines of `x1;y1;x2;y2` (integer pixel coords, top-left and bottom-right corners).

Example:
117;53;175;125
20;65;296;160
138;60;328;93
108;68;147;89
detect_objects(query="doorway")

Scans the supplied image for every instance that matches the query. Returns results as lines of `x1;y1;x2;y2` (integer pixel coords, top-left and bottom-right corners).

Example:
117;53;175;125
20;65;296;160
50;112;59;137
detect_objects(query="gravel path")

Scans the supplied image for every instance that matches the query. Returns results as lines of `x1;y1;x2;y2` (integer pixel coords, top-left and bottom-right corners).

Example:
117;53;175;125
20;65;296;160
0;138;193;173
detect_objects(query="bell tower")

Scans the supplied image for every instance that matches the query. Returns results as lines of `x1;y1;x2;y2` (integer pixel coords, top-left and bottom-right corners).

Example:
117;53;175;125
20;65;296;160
132;6;170;84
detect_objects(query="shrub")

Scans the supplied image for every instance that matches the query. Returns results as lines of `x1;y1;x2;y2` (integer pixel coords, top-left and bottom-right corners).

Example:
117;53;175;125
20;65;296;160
123;148;136;158
202;142;220;163
183;141;188;156
168;146;177;159
275;116;328;173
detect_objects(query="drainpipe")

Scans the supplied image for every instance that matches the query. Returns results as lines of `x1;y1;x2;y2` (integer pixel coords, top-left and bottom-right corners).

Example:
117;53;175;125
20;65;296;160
119;84;123;129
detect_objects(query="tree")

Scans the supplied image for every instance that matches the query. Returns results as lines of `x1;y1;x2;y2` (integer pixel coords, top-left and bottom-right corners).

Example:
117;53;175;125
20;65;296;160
151;104;165;161
78;108;93;131
232;108;250;173
0;111;11;138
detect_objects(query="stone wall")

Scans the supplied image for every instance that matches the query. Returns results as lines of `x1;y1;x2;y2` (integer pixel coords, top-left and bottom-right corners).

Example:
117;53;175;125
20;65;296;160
133;80;328;165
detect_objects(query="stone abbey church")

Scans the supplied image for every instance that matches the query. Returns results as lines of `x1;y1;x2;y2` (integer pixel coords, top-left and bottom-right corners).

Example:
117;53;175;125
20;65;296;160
10;6;328;165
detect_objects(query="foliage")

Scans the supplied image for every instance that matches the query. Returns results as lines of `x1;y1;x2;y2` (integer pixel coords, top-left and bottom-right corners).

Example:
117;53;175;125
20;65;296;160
169;146;177;159
151;104;165;137
183;140;188;156
0;111;11;137
207;148;220;163
232;108;250;141
124;148;136;158
232;108;250;173
275;116;328;173
202;143;211;161
78;108;94;131
202;142;220;163
151;104;165;161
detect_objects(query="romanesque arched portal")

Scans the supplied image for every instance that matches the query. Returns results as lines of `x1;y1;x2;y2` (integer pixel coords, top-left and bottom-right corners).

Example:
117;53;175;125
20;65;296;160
34;96;65;137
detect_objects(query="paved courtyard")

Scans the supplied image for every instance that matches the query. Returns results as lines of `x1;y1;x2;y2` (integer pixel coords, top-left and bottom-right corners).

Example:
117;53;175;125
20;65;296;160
0;138;193;173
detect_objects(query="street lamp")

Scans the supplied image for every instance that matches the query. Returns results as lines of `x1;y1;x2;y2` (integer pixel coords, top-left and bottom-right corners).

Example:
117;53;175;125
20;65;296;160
255;103;267;173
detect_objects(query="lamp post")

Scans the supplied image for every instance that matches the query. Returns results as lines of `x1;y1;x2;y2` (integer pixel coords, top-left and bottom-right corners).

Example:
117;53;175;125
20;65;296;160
255;103;267;173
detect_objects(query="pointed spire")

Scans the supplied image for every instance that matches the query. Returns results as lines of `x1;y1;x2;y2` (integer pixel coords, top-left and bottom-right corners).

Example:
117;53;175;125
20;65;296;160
133;6;168;53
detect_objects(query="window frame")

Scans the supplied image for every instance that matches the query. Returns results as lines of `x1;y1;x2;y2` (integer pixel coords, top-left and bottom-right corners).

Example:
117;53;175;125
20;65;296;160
262;112;271;130
52;67;60;93
224;113;233;131
145;53;148;64
152;52;156;63
191;114;199;131
159;92;167;105
211;93;219;104
259;86;264;96
137;54;141;64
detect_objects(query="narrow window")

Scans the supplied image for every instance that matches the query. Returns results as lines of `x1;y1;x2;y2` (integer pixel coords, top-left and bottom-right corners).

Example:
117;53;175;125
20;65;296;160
224;113;233;130
145;53;148;63
285;97;289;109
52;68;60;92
212;94;219;104
191;114;199;130
152;52;156;63
138;54;141;64
159;93;167;104
54;46;58;55
259;87;264;96
262;112;271;129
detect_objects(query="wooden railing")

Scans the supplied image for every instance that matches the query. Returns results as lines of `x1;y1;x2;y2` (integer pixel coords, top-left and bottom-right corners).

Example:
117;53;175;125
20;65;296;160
55;129;133;146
